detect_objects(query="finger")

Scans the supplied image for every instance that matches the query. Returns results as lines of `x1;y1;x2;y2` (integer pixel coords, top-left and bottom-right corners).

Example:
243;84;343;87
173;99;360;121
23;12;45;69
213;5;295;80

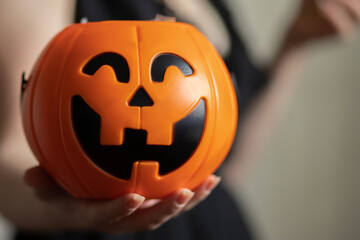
24;166;65;201
26;166;146;229
182;175;221;212
319;0;358;39
139;199;161;210
73;193;145;228
24;166;58;189
108;188;194;232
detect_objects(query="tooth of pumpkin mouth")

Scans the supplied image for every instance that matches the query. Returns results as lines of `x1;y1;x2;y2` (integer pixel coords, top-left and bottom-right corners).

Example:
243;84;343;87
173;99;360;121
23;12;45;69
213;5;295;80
99;107;140;146
145;124;173;145
101;123;174;146
98;115;174;146
132;161;160;180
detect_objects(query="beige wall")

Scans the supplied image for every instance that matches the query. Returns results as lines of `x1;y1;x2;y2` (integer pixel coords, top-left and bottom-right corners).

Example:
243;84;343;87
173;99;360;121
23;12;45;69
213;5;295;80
226;0;360;239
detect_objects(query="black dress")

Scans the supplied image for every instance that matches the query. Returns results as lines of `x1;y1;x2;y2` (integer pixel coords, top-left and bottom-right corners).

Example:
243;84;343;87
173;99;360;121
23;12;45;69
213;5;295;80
15;0;268;239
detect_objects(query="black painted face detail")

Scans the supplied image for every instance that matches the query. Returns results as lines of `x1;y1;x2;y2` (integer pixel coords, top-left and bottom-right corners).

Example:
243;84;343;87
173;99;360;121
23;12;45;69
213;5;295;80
82;52;130;83
129;87;154;107
151;54;194;82
72;96;205;180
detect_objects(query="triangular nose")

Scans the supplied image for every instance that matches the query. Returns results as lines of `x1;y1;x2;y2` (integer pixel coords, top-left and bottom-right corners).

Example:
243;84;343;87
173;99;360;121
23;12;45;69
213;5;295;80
129;87;154;107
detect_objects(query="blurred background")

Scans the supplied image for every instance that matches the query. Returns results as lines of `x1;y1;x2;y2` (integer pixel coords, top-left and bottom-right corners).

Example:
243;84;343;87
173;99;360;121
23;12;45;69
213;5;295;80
0;0;359;239
227;0;360;240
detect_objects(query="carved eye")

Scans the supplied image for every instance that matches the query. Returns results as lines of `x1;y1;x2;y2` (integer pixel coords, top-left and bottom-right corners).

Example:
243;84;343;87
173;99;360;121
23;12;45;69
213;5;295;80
151;53;194;83
82;52;130;83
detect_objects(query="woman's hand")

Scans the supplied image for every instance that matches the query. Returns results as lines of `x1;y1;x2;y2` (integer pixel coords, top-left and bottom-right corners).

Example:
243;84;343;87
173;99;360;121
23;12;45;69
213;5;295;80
288;0;360;45
24;166;220;233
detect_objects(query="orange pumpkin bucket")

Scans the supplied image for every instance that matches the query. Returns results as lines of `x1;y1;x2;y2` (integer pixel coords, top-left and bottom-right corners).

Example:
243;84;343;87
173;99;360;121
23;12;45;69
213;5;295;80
22;21;238;199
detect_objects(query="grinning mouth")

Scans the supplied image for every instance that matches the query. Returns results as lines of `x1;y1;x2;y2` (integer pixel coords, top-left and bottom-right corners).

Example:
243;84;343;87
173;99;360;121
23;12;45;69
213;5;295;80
71;95;205;180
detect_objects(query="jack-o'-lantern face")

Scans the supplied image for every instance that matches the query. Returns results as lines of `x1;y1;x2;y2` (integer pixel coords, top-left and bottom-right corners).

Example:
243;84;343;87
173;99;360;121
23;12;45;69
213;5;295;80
72;52;206;180
22;21;238;199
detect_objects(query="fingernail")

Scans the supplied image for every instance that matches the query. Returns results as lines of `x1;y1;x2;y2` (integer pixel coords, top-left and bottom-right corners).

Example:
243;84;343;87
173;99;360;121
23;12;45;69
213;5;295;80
127;194;145;209
204;176;221;193
176;189;194;206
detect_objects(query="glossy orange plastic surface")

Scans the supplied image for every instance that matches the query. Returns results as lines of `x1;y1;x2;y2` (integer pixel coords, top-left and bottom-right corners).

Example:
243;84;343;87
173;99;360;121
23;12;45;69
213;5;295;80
22;21;238;199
